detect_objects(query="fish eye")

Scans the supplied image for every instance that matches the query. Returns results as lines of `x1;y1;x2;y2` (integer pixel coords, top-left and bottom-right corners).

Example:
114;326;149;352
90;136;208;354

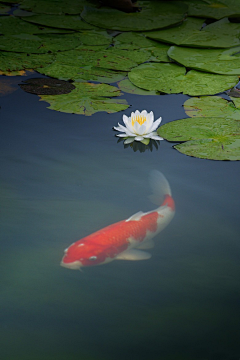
89;256;97;261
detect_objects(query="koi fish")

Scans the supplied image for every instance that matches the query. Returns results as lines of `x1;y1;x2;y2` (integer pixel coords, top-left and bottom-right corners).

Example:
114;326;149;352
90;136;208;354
61;171;175;270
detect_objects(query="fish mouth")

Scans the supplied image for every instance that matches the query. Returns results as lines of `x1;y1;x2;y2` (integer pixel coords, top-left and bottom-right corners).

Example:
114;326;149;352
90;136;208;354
60;260;83;270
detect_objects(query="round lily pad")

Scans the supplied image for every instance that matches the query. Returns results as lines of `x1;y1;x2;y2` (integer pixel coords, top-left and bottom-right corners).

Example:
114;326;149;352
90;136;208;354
19;78;75;95
184;96;240;120
0;51;54;72
168;45;240;75
158;116;240;160
0;15;74;35
39;82;129;116
21;14;97;30
81;1;187;31
19;0;96;15
0;33;83;53
128;62;239;96
146;17;240;48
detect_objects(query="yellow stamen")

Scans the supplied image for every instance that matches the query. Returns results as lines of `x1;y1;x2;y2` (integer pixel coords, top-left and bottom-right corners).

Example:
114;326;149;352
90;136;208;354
131;115;147;127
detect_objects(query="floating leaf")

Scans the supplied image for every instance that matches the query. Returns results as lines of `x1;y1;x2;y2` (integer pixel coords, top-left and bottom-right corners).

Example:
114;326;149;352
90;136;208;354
184;96;240;120
19;0;96;15
21;14;97;30
117;79;159;95
38;63;127;83
0;51;54;72
168;45;240;75
0;4;11;14
0;33;83;53
188;0;240;19
158;117;240;160
128;62;238;96
81;1;187;31
0;15;73;35
39;82;129;116
19;78;75;95
146;17;240;48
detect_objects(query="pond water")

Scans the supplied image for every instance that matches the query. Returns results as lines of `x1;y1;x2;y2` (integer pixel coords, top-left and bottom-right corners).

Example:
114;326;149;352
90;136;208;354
1;73;240;360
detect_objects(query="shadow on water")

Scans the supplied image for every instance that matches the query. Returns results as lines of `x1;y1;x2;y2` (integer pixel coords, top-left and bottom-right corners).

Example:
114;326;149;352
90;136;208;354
1;74;240;360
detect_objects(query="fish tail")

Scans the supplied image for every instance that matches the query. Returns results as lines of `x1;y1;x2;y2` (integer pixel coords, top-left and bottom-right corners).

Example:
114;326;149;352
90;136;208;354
149;170;172;206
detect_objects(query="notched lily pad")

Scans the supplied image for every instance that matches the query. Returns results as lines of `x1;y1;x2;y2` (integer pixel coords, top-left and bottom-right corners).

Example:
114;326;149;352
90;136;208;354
19;78;75;95
168;45;240;75
117;79;159;95
39;82;129;116
184;96;240;120
158;116;240;160
128;62;239;96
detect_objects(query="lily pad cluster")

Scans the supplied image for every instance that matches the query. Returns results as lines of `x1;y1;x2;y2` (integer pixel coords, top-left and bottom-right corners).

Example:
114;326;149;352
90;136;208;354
0;0;240;128
158;96;240;160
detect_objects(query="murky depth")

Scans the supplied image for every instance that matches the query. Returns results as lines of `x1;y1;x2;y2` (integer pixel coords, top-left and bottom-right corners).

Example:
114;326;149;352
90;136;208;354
1;76;240;360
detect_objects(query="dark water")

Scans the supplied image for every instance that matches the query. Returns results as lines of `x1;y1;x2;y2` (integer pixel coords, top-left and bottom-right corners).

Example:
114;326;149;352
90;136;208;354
1;74;240;360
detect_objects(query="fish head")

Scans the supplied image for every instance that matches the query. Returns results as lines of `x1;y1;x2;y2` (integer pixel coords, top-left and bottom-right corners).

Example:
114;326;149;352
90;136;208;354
60;240;107;269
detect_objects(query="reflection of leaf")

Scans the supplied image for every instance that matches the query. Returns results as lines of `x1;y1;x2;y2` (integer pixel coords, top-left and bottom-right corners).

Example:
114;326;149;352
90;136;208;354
117;79;159;95
39;82;129;116
81;1;187;31
168;45;240;75
0;51;54;72
0;78;19;97
146;17;240;48
128;63;238;96
158;117;240;160
184;96;240;120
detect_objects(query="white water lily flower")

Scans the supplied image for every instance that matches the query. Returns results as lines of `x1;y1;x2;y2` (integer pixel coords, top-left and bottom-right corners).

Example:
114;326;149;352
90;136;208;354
114;110;164;145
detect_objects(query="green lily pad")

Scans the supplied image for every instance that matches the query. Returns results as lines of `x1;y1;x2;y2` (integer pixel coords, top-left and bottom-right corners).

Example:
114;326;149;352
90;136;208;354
188;0;240;19
168;45;240;75
38;63;127;83
19;0;96;15
146;17;240;48
0;33;83;53
184;96;240;120
81;1;187;31
0;4;11;14
0;51;54;72
39;82;129;116
0;15;73;35
117;78;159;95
22;14;97;30
128;62;239;96
158;117;240;160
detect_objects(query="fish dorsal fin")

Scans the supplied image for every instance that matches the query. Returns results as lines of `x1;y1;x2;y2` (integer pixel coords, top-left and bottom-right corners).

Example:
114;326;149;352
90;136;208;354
115;249;151;261
137;239;155;250
126;211;144;222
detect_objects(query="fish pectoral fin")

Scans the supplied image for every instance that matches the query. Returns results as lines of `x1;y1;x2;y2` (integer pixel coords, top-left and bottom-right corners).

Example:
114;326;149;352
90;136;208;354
115;249;151;261
137;239;155;250
126;211;144;222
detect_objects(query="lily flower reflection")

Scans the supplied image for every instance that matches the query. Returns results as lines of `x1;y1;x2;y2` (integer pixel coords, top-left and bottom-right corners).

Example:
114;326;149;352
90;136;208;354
114;110;163;145
117;137;162;152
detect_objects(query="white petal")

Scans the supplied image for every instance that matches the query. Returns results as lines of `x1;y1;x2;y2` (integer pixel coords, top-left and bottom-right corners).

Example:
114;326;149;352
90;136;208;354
124;137;135;144
149;117;162;132
123;114;131;127
133;121;141;134
116;133;128;137
138;124;147;135
151;135;164;140
141;110;148;117
114;123;127;132
134;136;144;141
134;110;141;116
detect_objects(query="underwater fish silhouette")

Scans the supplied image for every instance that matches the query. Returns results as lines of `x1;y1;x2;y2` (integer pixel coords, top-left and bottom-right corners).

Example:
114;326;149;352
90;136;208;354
61;171;175;270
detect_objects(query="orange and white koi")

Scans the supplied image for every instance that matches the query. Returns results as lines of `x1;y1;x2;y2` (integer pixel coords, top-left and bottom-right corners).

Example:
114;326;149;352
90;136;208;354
61;171;175;270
